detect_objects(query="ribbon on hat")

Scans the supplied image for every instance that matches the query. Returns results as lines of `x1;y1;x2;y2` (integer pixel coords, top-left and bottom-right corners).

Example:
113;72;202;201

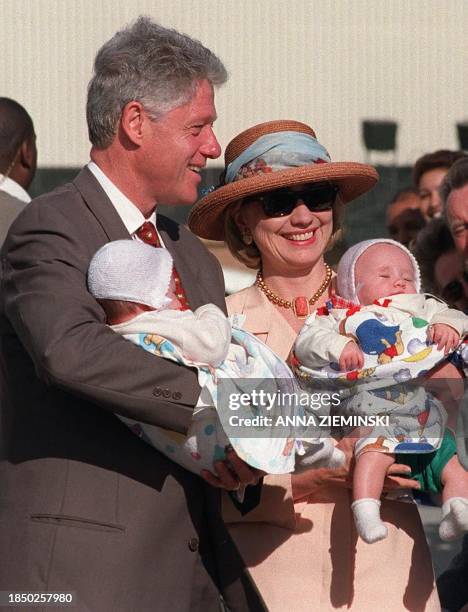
224;131;331;184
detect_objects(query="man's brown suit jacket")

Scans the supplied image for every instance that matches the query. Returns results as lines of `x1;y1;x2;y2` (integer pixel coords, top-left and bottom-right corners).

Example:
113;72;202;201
0;168;264;612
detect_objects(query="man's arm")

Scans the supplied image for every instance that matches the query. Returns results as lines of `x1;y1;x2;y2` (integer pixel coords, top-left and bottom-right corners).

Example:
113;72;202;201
2;201;202;433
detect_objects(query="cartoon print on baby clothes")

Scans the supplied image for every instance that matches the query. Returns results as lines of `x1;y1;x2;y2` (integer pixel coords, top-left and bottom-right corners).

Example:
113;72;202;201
392;424;435;453
353;319;404;365
359;435;391;455
143;333;176;357
338;366;376;383
391;395;444;453
373;386;407;405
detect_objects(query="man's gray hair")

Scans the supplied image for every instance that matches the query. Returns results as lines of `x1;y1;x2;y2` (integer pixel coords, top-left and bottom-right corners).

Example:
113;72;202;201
440;157;468;209
86;16;228;149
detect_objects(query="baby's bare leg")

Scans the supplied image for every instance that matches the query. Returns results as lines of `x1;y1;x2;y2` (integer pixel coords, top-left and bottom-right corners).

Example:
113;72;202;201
353;450;396;500
351;451;395;543
439;455;468;541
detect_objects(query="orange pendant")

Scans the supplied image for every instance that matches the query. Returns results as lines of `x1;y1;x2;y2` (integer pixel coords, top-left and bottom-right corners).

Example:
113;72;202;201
292;296;310;318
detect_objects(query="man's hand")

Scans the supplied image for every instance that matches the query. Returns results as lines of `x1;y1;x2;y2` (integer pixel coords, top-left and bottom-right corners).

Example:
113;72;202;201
339;341;364;371
292;436;421;502
201;446;265;490
428;323;460;354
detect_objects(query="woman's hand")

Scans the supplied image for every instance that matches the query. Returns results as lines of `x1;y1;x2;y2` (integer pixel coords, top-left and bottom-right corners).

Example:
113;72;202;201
292;437;421;502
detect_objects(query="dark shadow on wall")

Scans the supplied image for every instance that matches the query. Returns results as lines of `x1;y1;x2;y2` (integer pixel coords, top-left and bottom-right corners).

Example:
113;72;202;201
30;165;413;246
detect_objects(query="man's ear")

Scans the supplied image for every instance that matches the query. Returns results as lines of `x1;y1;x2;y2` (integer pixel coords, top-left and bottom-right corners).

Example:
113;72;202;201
20;136;36;170
120;101;147;146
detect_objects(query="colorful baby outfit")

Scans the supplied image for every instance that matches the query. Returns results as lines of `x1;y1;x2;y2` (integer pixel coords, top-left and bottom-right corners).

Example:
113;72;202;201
110;305;331;476
294;293;468;483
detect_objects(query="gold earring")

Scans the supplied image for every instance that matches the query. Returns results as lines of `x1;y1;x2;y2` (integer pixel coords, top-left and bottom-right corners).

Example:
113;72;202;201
242;231;253;246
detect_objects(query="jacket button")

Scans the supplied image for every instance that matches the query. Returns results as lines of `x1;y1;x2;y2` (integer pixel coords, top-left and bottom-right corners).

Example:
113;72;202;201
172;391;182;400
188;537;199;552
163;389;171;398
153;387;162;397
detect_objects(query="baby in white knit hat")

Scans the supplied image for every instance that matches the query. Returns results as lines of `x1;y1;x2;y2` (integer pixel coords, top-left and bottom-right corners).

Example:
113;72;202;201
294;239;468;544
87;239;342;480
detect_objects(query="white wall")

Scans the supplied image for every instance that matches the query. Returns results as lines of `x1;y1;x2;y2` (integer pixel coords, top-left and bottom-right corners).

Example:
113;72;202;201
1;0;466;167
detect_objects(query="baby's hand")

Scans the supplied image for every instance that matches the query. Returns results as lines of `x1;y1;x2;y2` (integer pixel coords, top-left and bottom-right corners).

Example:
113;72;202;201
427;323;460;354
339;341;364;371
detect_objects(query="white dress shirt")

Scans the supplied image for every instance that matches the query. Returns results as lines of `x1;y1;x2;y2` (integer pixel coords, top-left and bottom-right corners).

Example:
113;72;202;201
0;174;31;204
87;161;161;242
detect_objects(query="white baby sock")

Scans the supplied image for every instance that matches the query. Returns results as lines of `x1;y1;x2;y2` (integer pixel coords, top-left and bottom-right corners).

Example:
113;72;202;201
351;498;388;544
439;497;468;541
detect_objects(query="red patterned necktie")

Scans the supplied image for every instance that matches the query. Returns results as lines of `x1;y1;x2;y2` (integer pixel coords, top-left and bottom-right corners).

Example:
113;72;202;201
135;221;190;310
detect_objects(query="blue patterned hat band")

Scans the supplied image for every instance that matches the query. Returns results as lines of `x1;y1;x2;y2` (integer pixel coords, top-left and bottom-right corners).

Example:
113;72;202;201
225;132;331;184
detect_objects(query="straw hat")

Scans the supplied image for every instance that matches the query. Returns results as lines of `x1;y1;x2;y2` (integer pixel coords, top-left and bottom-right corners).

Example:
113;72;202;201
188;120;379;240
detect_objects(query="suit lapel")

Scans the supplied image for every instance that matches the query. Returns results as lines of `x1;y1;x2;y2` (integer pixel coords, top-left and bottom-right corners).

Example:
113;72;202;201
242;287;296;360
73;168;205;308
73;167;130;242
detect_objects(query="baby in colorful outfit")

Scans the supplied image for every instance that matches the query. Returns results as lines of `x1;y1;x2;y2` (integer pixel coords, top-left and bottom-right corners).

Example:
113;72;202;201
87;239;342;478
294;239;468;543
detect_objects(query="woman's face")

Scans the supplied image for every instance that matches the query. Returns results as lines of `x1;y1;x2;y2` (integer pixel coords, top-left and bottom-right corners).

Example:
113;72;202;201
418;167;448;220
236;183;334;275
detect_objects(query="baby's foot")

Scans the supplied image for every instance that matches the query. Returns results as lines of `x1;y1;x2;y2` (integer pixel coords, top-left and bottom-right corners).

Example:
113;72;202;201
439;498;468;541
351;498;388;544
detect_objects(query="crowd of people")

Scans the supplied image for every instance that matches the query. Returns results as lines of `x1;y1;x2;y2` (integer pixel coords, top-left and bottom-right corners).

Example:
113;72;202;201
0;15;467;612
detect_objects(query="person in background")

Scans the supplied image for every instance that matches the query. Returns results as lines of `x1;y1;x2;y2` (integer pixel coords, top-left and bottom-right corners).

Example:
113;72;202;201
434;247;468;315
0;97;37;244
436;157;468;612
386;186;426;247
412;218;468;313
440;157;468;258
412;149;466;221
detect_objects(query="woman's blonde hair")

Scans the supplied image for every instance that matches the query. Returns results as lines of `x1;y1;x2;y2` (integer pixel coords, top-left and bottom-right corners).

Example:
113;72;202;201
224;195;345;270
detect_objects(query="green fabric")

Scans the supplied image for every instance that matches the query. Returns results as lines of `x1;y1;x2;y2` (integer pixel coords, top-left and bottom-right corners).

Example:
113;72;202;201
396;430;457;494
411;317;429;328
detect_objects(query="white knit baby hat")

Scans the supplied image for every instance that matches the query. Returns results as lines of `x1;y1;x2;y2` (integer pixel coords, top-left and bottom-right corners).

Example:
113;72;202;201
88;239;173;310
336;238;421;303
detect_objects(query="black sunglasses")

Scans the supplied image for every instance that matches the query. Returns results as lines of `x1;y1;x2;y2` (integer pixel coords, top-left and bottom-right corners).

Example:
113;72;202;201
246;183;338;218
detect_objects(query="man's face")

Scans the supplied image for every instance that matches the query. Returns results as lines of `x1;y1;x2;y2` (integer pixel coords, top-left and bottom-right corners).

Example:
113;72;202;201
446;183;468;257
139;79;221;206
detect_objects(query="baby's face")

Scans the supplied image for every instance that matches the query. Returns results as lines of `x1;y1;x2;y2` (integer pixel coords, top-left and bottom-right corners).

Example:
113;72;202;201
354;244;417;304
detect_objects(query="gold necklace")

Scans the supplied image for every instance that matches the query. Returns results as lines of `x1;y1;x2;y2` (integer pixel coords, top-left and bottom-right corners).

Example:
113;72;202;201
255;263;332;319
